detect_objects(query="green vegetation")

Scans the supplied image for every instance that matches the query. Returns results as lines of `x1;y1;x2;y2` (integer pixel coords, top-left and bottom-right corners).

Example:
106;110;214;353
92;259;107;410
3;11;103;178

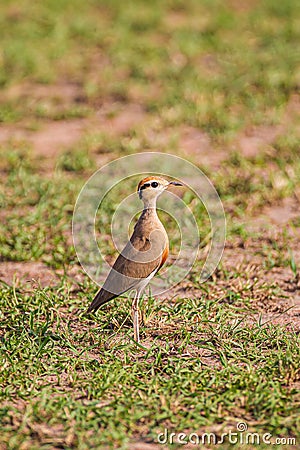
1;280;299;448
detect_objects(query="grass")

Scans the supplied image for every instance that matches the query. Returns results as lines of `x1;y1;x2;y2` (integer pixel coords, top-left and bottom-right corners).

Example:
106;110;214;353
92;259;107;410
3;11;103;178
1;0;300;135
0;0;300;448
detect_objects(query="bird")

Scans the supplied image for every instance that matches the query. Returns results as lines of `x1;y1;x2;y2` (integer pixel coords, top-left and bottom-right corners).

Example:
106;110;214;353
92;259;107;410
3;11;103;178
87;176;183;343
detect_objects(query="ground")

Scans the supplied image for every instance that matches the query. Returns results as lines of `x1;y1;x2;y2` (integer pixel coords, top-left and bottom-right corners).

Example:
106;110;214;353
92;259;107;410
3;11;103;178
0;1;300;449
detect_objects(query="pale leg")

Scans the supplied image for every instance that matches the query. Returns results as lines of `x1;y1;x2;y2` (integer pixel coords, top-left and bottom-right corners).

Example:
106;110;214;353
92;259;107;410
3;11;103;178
132;290;141;343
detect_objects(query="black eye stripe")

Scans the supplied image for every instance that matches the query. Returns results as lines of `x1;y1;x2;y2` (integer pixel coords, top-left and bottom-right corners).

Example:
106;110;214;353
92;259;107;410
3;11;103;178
140;181;160;191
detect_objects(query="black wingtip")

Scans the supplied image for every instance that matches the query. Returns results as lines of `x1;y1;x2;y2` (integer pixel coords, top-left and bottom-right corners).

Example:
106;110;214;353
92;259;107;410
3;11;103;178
86;298;100;314
87;288;117;314
86;290;102;314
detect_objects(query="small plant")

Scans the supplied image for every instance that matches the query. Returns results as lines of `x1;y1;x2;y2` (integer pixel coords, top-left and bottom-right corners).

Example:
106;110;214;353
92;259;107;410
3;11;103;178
289;248;298;279
57;149;95;172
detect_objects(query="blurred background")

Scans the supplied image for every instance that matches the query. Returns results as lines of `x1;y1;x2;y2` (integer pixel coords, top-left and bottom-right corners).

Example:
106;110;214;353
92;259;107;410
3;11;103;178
1;0;299;160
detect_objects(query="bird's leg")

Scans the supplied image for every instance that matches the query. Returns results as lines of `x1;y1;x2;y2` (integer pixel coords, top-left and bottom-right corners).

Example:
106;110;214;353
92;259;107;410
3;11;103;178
132;290;141;343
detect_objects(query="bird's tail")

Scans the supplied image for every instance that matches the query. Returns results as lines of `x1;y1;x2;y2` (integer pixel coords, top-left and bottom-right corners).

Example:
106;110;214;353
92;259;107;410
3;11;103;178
87;288;116;313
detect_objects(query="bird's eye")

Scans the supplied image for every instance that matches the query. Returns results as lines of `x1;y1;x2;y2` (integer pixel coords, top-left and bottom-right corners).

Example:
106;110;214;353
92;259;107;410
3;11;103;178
151;182;159;188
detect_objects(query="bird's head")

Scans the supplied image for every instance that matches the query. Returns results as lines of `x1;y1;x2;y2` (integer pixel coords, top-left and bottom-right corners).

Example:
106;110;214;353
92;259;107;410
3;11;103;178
137;176;182;204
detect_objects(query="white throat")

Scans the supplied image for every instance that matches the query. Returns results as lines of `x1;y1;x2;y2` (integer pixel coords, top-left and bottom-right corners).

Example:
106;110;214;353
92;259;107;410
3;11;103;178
142;196;158;210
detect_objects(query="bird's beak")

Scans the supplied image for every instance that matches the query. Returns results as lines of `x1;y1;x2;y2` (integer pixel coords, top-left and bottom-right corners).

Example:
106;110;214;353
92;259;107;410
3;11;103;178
167;181;183;187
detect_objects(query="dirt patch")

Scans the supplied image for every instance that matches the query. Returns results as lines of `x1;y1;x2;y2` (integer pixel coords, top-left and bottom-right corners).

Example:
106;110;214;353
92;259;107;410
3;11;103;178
0;119;89;159
179;126;227;168
3;81;83;105
0;102;148;164
223;225;300;329
262;196;300;225
228;0;259;13
130;444;165;450
236;124;283;158
236;94;300;158
0;261;93;292
29;119;89;158
96;102;147;135
163;11;189;29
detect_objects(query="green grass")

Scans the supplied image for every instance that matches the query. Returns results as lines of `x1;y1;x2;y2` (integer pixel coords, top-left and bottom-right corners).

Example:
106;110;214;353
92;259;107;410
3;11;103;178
0;0;300;448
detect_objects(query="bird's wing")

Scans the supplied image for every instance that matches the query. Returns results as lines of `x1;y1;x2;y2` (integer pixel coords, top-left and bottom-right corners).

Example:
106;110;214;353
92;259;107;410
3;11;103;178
87;230;168;313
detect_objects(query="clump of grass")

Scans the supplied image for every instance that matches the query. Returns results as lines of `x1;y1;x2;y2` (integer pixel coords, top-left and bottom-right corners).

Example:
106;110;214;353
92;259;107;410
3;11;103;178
57;149;95;173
